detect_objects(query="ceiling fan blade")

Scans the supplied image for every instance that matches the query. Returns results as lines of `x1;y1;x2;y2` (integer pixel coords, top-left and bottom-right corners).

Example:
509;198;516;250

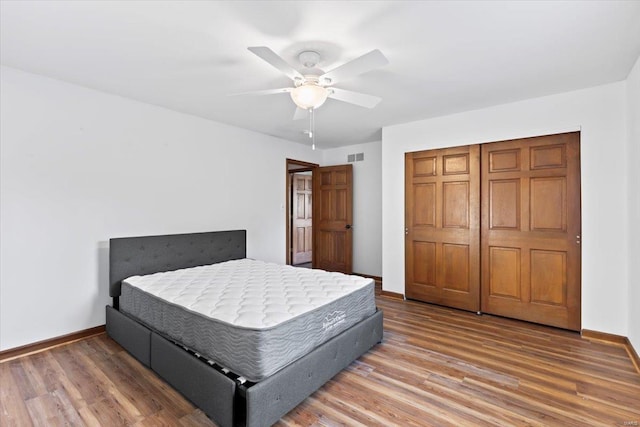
293;107;309;120
229;87;293;96
248;46;303;81
320;49;388;84
328;87;382;109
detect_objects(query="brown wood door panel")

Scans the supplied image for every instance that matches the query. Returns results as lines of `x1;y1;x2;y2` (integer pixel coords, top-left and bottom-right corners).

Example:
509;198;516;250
313;165;352;273
405;145;480;311
292;174;312;265
481;132;581;330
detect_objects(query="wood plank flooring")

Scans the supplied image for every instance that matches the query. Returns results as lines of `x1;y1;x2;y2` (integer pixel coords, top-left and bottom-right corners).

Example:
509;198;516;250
2;297;639;426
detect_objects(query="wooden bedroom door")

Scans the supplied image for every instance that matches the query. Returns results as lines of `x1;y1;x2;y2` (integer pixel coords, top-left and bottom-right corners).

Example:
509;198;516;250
292;174;313;265
405;145;481;311
481;132;581;330
313;164;353;273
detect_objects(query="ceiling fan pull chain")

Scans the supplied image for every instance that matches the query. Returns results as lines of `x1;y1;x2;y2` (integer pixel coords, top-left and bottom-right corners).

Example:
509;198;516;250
311;108;316;150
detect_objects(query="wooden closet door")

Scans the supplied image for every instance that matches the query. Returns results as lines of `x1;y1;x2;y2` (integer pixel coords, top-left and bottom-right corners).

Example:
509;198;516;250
405;145;480;311
481;132;581;330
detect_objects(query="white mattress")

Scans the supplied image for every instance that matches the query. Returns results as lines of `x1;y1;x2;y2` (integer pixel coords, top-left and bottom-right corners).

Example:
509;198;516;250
119;259;376;382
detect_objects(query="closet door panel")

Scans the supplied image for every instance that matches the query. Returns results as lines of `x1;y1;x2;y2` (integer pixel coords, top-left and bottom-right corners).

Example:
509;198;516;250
481;132;581;330
488;246;521;300
405;145;480;312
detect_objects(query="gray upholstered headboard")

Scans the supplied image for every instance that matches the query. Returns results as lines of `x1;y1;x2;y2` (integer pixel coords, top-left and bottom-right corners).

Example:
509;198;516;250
109;230;246;302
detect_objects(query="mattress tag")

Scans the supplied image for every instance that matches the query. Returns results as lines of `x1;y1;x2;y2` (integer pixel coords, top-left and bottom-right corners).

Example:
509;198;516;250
322;310;346;332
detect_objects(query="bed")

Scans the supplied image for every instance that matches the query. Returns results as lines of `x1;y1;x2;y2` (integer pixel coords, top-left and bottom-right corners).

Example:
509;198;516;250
106;230;383;427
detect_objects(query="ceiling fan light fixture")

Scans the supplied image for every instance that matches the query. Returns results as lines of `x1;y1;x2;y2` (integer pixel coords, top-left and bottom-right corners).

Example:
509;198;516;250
290;83;328;110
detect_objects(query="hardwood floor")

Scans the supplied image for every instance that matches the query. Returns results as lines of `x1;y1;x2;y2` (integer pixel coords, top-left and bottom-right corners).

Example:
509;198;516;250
2;297;639;426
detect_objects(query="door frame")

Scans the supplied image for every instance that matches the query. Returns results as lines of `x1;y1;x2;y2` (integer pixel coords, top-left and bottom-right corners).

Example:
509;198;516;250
285;158;319;265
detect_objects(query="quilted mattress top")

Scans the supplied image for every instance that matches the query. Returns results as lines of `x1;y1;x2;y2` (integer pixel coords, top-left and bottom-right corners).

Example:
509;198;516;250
123;258;373;330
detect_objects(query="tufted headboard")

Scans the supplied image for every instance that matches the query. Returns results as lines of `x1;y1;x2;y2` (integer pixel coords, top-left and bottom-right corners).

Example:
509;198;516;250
109;230;246;303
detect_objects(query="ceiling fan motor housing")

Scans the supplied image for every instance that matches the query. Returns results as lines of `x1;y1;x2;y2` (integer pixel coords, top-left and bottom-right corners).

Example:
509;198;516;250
298;51;321;68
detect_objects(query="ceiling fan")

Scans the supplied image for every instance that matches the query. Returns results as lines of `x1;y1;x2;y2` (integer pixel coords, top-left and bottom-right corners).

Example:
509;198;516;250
240;46;389;119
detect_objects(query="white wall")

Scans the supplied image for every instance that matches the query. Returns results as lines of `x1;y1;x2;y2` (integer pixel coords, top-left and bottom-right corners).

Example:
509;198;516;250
0;66;322;351
626;56;640;351
382;82;629;336
322;141;382;277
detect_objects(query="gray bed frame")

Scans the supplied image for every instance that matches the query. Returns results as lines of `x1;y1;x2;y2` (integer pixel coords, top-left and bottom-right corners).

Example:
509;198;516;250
106;230;383;427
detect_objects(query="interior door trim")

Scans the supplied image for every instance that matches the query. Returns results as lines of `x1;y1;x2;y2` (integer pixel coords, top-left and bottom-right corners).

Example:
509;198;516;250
285;159;319;265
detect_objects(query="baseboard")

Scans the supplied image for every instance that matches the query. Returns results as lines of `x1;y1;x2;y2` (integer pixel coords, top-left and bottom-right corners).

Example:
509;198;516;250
625;337;640;374
0;325;106;363
353;272;382;284
380;290;404;300
581;329;627;344
582;329;640;374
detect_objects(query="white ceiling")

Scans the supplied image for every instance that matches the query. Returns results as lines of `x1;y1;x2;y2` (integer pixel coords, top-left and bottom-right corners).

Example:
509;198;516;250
2;1;640;149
